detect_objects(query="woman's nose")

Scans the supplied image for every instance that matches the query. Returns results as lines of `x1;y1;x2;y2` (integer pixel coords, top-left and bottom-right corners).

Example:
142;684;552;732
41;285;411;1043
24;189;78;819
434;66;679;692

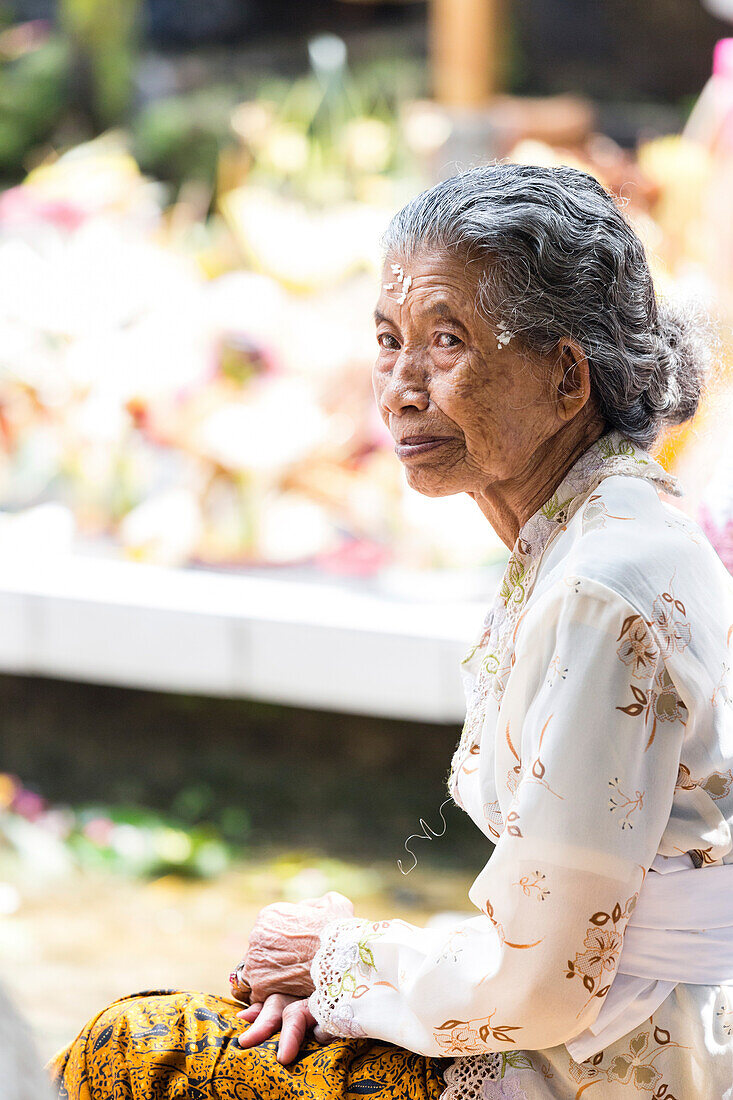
379;356;430;416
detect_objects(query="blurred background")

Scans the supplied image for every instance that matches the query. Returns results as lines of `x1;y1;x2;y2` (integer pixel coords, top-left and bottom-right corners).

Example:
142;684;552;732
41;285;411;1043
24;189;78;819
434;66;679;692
2;0;733;1062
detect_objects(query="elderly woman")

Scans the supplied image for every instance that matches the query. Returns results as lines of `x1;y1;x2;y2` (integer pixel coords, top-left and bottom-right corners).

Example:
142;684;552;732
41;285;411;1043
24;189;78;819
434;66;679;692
51;164;733;1099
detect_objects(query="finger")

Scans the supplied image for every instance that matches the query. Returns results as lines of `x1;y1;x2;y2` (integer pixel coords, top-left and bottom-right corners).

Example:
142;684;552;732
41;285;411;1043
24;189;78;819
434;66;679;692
238;997;287;1049
238;1015;280;1049
276;1003;311;1065
236;1003;262;1021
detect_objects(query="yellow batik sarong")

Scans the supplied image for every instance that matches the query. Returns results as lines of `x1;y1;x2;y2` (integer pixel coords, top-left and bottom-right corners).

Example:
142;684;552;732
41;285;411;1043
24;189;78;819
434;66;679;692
48;989;449;1099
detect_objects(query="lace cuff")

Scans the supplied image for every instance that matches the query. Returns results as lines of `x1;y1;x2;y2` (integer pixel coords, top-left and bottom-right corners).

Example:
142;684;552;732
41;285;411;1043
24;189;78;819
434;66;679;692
441;1054;505;1099
308;916;373;1038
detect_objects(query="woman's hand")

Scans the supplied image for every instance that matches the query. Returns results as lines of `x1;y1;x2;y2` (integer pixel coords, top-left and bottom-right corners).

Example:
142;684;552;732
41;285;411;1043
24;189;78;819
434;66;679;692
243;891;354;1003
237;994;334;1064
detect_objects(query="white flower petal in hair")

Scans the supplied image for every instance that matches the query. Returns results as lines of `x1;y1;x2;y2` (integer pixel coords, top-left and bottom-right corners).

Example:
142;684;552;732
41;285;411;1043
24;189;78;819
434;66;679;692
496;322;514;350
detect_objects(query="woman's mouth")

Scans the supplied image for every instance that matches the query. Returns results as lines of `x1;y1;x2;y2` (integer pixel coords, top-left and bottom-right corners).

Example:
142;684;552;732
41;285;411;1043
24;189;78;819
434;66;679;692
394;436;453;458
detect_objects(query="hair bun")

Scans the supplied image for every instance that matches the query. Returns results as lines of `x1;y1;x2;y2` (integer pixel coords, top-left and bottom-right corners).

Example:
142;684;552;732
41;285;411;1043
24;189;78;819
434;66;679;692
646;296;711;428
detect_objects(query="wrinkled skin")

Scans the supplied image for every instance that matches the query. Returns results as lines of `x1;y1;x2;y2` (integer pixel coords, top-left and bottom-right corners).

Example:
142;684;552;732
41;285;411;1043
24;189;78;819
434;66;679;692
236;246;606;1063
242;892;354;1002
236;892;353;1062
373;248;605;547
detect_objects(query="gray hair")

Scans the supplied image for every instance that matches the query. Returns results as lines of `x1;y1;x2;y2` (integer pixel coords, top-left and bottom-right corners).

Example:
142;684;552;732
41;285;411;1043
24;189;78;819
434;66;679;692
382;163;710;448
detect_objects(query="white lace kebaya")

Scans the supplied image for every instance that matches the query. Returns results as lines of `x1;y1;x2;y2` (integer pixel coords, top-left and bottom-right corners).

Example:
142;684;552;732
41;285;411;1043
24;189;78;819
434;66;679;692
310;429;733;1099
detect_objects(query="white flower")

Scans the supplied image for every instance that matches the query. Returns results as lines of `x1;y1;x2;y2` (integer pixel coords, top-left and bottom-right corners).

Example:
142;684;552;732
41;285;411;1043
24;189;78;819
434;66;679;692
496;324;514;350
333;939;360;972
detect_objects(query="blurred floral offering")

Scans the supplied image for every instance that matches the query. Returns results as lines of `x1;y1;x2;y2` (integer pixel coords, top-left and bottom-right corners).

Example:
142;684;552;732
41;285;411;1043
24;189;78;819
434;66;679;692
0;772;234;887
0;126;505;580
1;40;733;582
0;770;391;902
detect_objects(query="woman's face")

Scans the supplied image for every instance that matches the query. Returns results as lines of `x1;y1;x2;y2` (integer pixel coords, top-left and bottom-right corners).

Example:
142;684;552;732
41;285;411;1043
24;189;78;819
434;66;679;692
372;248;568;498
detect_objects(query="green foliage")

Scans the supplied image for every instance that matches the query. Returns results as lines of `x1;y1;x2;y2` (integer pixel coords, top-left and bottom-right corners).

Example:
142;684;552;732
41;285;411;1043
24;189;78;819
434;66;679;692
132;86;240;190
1;772;245;881
0;1;424;194
59;0;142;125
68;803;236;879
0;37;69;175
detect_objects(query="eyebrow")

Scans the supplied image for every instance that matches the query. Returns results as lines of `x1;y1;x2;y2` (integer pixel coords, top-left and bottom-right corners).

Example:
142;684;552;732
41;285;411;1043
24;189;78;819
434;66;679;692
374;301;470;334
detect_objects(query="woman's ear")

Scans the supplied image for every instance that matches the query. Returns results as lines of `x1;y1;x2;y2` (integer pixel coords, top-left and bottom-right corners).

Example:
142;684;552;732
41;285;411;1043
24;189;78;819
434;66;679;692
551;337;593;422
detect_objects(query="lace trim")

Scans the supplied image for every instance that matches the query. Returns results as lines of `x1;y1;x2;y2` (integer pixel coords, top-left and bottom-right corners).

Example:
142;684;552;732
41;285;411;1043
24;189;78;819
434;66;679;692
308;916;373;1038
440;1054;504;1099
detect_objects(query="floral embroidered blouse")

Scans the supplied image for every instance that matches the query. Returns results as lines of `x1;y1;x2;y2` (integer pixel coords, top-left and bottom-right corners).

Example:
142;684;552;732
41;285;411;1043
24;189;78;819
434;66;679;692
309;430;733;1099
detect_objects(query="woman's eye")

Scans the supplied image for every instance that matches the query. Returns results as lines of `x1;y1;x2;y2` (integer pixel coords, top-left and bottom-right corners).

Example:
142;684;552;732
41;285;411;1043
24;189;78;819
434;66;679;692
436;333;461;348
377;333;399;350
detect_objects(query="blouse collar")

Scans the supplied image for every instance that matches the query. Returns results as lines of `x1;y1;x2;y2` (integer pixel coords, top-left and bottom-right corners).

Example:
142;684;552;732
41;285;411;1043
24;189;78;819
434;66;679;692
513;428;682;564
462;429;681;669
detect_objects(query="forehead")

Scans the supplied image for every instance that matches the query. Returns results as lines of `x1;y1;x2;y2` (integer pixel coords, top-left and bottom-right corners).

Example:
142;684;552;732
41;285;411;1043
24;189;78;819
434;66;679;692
376;247;479;318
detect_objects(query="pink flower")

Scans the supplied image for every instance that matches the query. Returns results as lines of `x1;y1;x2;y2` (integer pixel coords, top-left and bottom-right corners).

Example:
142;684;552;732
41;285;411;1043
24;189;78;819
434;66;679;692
11;788;45;821
0;187;86;231
82;816;114;845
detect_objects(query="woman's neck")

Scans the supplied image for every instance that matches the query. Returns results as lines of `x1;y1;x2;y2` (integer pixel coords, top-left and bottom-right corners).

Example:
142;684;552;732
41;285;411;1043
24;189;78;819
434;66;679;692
470;416;607;549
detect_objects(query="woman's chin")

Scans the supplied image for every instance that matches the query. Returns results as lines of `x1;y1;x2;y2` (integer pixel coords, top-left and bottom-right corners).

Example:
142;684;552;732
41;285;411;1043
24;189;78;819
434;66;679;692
404;468;463;497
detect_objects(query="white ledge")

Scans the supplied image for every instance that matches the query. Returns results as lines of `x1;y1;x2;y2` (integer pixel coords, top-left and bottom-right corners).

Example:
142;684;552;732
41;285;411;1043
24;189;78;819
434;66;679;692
0;554;496;722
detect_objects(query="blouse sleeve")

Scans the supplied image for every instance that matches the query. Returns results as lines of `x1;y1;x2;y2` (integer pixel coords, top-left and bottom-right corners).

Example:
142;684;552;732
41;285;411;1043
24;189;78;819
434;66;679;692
308;577;688;1056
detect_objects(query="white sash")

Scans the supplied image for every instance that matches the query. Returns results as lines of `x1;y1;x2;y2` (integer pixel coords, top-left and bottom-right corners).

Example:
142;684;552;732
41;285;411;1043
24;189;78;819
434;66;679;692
566;859;733;1062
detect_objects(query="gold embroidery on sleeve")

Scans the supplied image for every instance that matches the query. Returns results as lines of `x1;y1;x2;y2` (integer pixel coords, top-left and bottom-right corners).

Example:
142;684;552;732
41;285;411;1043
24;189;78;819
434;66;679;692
608;778;645;829
513;870;550;900
565;893;638;1013
433;1010;522;1053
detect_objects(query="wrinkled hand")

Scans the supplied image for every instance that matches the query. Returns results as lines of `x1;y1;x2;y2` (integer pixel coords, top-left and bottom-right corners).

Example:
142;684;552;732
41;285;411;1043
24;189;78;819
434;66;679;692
237;994;335;1064
243;891;354;1003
